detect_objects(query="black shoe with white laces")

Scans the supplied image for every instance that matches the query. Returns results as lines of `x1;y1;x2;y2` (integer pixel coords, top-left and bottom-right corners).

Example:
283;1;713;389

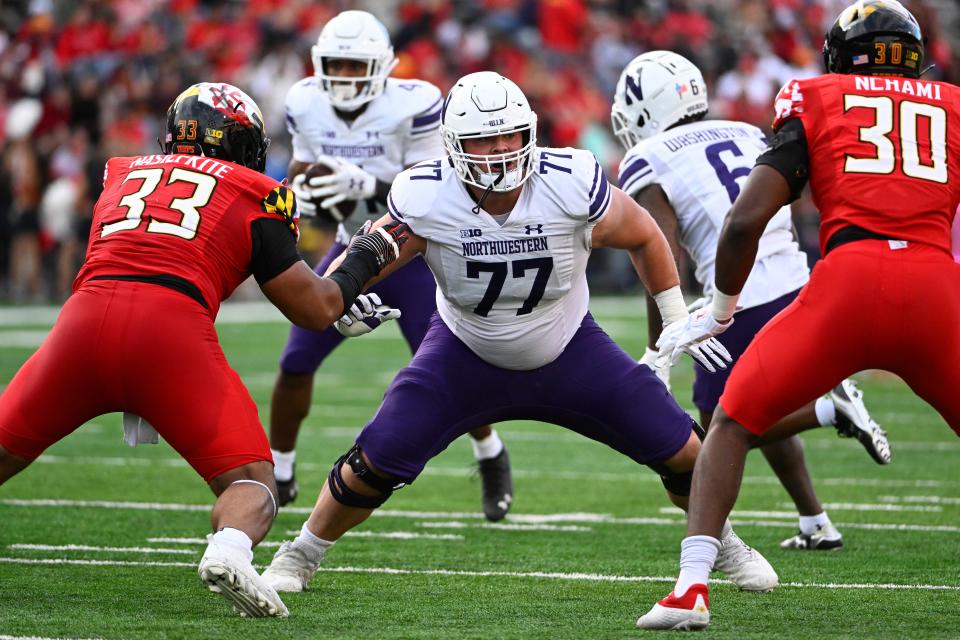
478;449;513;522
780;523;844;550
830;379;891;465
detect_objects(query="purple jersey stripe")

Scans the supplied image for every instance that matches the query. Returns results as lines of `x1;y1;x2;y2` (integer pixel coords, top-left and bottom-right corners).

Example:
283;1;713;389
412;102;443;128
588;161;602;199
588;182;612;221
387;192;404;220
588;175;610;219
617;157;650;188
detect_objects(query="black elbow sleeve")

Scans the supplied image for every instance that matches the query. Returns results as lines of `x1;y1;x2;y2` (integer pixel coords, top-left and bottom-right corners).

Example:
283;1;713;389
755;118;810;203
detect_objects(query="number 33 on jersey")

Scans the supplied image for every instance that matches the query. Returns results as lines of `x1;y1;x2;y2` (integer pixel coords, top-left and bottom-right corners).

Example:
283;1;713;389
75;154;298;316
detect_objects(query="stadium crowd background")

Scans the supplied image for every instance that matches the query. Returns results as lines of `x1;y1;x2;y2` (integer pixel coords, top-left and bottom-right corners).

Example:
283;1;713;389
0;0;956;303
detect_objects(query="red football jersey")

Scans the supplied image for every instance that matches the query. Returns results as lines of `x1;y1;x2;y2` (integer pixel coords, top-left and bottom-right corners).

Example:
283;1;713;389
74;154;298;317
772;74;960;256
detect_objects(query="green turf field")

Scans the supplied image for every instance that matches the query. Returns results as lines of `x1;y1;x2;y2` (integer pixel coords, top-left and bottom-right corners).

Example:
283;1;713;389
1;298;958;639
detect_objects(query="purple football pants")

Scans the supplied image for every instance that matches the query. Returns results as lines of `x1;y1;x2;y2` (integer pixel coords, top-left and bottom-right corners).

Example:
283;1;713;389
692;288;801;414
279;242;438;374
357;313;694;482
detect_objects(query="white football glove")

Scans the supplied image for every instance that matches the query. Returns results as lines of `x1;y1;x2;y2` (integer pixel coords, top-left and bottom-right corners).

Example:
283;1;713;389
655;308;733;373
308;160;377;211
335;293;401;337
290;173;318;217
290;156;344;219
639;347;672;392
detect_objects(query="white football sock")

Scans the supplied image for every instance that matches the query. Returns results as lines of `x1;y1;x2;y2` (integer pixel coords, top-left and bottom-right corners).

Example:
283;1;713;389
799;512;837;537
272;449;296;482
674;535;721;597
211;527;253;562
298;522;336;563
815;397;837;426
470;429;504;461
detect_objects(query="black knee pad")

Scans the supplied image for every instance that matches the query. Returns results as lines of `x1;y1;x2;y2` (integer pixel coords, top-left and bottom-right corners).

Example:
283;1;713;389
327;444;406;509
648;418;700;496
657;468;693;496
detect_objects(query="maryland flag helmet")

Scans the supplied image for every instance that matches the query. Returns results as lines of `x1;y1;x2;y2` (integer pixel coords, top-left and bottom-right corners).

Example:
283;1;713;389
163;83;270;172
823;0;924;78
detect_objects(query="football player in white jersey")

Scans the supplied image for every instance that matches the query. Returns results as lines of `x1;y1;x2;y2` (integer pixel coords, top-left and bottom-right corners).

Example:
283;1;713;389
261;71;779;598
271;11;514;521
610;52;890;630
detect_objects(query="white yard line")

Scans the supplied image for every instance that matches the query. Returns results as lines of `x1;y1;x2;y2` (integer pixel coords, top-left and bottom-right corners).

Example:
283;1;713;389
26;455;960;489
879;495;960;505
417;521;592;532
4;499;958;534
8;543;195;555
0;556;956;591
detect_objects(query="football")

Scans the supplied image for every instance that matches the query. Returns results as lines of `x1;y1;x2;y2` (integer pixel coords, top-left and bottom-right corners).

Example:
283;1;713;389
304;161;356;223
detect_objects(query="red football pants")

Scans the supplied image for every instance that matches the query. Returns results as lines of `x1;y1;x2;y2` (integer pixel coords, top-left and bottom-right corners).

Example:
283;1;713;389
0;280;271;481
721;241;960;436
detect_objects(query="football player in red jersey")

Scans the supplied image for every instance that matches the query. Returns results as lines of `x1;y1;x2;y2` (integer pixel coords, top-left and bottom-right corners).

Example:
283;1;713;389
0;82;408;618
640;0;960;630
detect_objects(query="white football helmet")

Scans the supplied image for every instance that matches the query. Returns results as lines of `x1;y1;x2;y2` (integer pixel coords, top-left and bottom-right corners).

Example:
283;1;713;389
611;51;709;150
311;11;398;110
440;72;538;193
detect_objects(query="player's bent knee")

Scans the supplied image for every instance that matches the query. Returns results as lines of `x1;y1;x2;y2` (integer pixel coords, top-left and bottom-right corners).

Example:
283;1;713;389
646;420;702;497
0;444;32;483
327;444;407;509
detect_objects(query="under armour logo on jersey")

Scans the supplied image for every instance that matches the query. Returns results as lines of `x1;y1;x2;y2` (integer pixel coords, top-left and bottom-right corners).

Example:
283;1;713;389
524;224;543;235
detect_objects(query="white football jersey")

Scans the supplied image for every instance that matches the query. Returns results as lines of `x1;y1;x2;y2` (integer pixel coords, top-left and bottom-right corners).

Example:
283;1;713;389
388;147;613;370
285;76;444;237
618;119;809;309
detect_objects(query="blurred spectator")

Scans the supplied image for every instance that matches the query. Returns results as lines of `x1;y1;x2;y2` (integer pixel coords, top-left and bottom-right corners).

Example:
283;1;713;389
0;0;957;301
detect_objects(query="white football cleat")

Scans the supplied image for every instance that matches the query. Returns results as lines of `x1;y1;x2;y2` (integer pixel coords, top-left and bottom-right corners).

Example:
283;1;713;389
198;536;289;618
830;379;890;465
262;539;323;593
713;528;779;592
637;584;710;630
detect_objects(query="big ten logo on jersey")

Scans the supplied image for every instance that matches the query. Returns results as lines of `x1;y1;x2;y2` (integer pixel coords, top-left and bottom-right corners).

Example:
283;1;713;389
460;228;482;238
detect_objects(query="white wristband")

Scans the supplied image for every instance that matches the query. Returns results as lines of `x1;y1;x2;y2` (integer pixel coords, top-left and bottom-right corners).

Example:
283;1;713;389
653;285;688;325
711;289;739;322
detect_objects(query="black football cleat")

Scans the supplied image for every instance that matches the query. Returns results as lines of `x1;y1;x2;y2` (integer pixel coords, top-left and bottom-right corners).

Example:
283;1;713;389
276;465;298;507
478;449;513;522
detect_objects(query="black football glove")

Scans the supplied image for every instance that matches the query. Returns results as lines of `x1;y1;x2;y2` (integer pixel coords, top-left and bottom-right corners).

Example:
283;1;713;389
345;219;410;272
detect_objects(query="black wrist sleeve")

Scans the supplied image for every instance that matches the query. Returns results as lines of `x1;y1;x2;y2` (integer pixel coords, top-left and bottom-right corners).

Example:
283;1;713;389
327;249;379;314
755;117;810;203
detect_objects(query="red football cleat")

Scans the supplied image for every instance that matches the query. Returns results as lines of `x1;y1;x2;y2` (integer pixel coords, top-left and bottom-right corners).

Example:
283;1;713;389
636;584;710;630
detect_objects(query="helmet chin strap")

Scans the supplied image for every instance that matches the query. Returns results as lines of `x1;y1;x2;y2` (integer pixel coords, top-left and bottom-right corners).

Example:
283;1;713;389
471;169;505;215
